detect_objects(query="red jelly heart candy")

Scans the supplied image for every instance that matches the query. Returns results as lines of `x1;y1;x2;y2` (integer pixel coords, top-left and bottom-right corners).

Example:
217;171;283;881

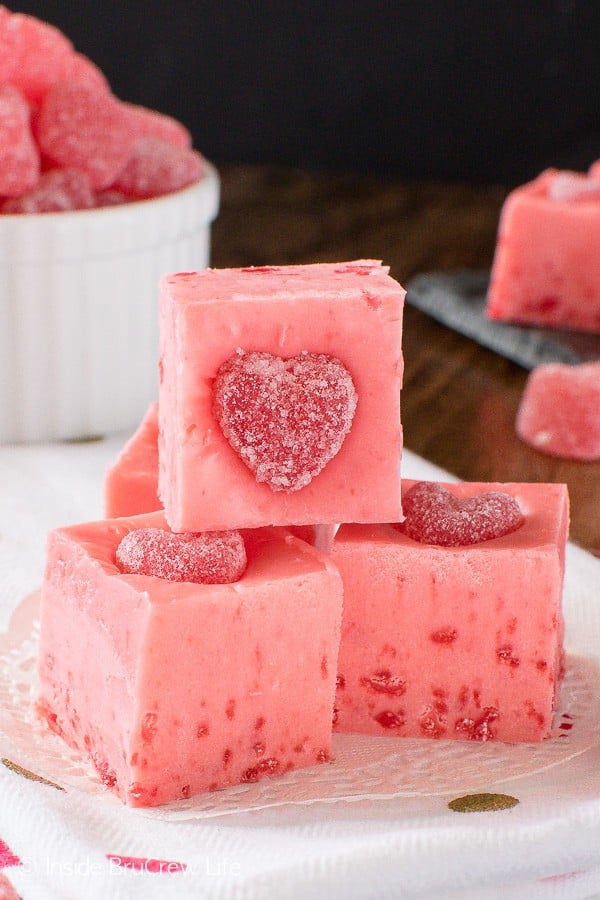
111;136;204;199
115;528;247;584
37;81;136;190
400;481;524;546
121;101;192;149
213;349;358;492
2;168;94;214
0;84;40;197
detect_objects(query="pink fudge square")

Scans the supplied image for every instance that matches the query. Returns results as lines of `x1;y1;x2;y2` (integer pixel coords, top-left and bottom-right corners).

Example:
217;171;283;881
158;260;405;532
516;361;600;461
37;512;343;806
331;480;569;743
487;168;600;333
104;402;337;551
105;402;160;517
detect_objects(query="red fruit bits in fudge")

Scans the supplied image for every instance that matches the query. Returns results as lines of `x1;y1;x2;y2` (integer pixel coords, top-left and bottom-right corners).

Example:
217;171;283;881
331;481;568;743
0;84;40;197
115;527;247;584
213;349;358;492
38;514;343;805
36;81;138;190
400;481;524;546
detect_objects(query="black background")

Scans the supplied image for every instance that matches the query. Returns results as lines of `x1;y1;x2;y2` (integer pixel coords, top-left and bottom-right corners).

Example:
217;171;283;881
12;1;600;184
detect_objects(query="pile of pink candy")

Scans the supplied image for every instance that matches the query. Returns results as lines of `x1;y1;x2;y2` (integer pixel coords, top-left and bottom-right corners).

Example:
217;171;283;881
0;6;203;213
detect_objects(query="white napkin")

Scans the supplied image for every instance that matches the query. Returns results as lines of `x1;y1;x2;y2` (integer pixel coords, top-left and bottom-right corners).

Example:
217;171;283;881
1;436;600;900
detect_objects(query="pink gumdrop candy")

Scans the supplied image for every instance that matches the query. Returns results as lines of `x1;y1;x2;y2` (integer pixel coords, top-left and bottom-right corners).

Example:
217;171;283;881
2;168;94;214
0;9;109;105
36;81;137;190
0;83;40;197
121;101;192;148
400;481;524;546
0;9;72;103
212;349;358;493
516;361;600;460
94;188;129;208
110;136;204;199
115;527;247;584
54;51;110;96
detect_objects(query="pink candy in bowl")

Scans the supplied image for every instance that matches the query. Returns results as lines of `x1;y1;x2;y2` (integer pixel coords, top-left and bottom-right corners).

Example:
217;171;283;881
0;5;220;442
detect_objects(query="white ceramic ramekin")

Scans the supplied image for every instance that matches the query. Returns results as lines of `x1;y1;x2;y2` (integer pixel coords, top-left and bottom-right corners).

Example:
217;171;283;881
0;162;219;443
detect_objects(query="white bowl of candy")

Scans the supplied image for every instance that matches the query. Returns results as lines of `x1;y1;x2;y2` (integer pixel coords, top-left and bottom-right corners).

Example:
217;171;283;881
0;7;219;443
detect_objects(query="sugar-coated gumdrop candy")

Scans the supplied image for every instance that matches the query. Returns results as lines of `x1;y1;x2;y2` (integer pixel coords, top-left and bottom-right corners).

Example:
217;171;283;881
400;481;524;546
0;83;40;197
115;527;247;584
122;101;192;149
213;349;358;492
0;9;71;103
516;361;600;460
0;8;110;104
36;81;137;190
94;188;129;208
111;137;204;199
2;168;94;214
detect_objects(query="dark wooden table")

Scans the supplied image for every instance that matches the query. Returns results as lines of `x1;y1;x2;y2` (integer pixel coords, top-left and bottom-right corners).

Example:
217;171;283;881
211;164;600;554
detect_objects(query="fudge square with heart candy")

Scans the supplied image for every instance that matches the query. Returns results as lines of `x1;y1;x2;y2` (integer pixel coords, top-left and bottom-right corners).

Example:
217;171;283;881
158;260;405;532
331;480;569;743
487;167;600;333
37;512;343;806
104;401;337;551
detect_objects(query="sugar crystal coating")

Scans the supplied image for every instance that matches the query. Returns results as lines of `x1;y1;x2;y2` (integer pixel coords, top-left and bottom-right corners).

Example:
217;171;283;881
2;168;94;214
0;9;108;104
0;83;40;197
516;361;600;460
36;81;137;190
212;349;358;492
0;9;72;104
547;171;600;203
0;8;204;212
112;136;204;199
121;101;192;148
116;527;247;584
400;481;524;546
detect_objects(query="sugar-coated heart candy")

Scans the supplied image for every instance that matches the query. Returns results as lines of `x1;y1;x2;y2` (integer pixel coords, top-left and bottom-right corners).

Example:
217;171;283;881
516;361;600;460
121;101;192;149
400;481;524;546
0;83;40;197
0;7;202;212
0;10;109;106
37;81;137;190
115;527;247;584
111;137;204;199
2;168;94;214
213;349;358;492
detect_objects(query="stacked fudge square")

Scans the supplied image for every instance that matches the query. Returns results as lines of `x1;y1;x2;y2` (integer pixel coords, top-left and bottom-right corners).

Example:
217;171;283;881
37;260;569;808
